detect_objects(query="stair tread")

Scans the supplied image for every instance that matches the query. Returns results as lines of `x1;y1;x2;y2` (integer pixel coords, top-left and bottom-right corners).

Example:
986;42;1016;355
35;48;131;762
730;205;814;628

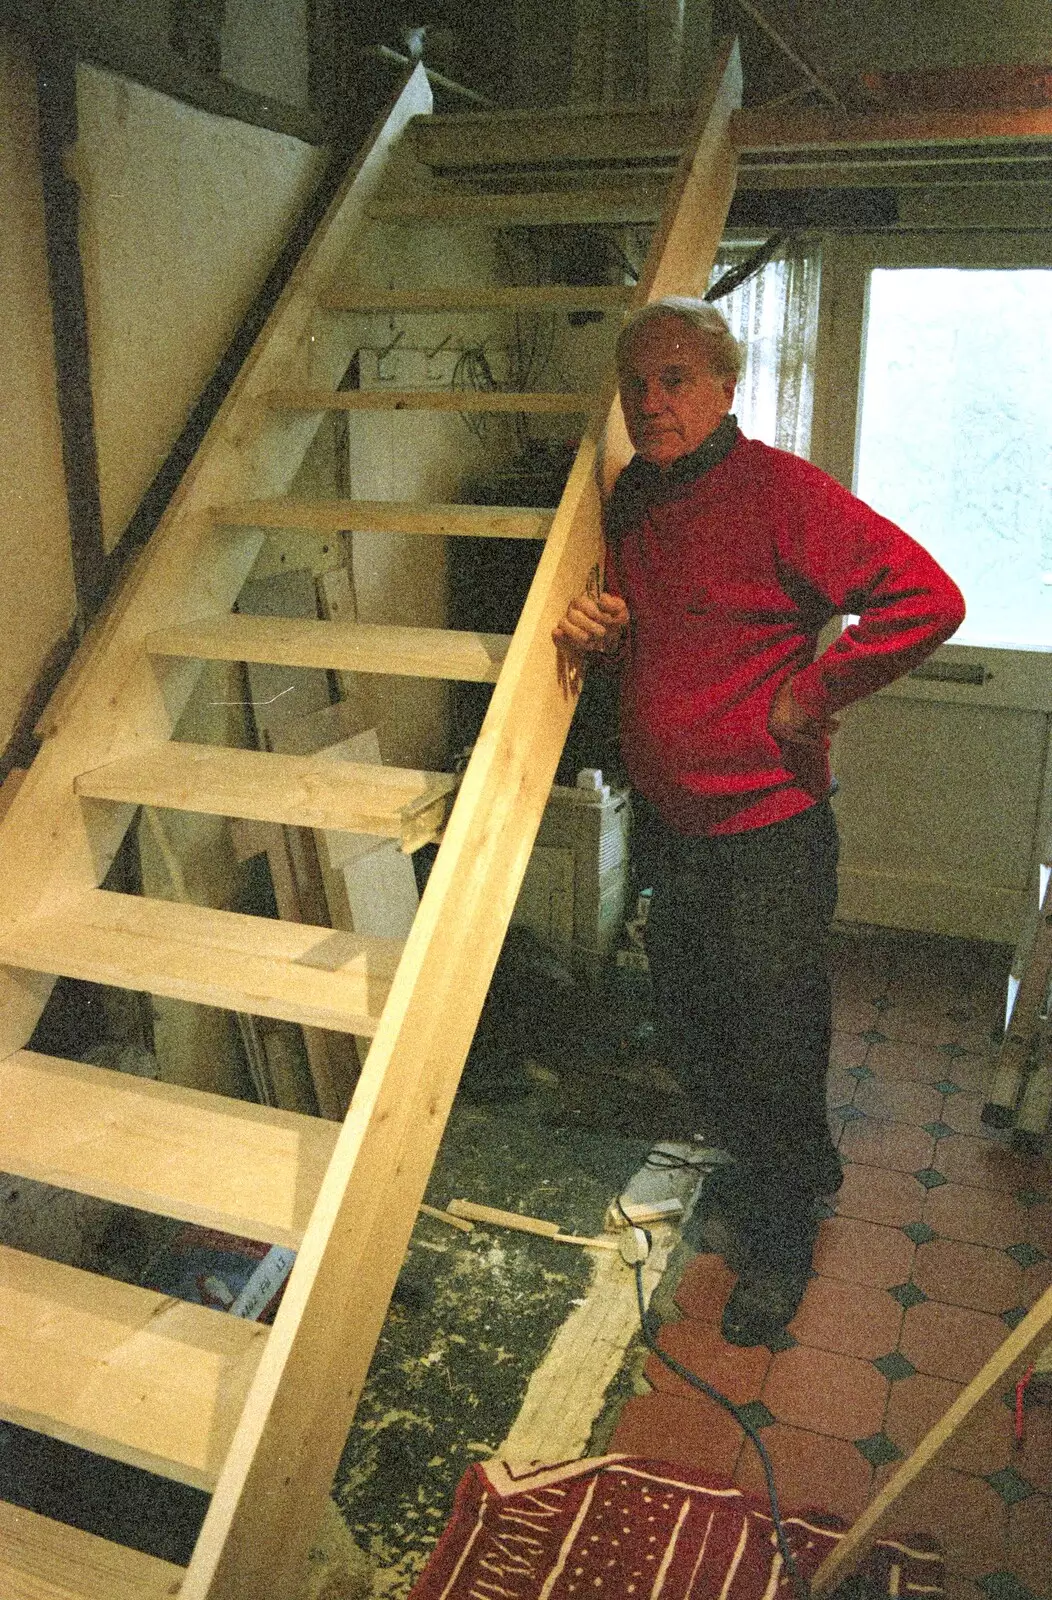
0;1501;184;1600
368;184;666;224
0;1049;337;1246
406;103;691;172
212;498;555;538
147;616;510;683
321;285;634;312
267;387;597;413
75;742;457;842
0;1241;267;1488
0;891;403;1036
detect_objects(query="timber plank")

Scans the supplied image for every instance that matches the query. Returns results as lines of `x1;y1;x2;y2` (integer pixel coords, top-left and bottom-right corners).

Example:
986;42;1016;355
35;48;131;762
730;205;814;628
0;1502;184;1600
0;1243;267;1488
147;616;511;683
321;285;634;312
406;103;691;171
75;743;457;843
267;388;596;413
368;185;667;224
733;102;1052;153
0;891;402;1036
212;499;555;539
0;1049;337;1247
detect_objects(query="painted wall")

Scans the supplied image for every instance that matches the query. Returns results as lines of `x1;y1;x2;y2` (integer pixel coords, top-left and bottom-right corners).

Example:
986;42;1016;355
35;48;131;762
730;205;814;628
788;0;1052;74
0;32;76;757
75;61;326;550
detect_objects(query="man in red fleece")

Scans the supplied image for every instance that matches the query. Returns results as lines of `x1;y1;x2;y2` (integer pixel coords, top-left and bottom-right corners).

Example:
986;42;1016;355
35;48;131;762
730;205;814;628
554;296;965;1346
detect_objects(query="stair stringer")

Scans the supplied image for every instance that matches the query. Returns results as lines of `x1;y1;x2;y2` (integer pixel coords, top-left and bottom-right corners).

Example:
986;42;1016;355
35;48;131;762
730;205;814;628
181;40;742;1600
0;64;434;1055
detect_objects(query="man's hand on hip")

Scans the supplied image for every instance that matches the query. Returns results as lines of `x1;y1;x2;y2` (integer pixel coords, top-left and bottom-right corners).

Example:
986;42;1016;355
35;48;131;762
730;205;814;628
768;676;839;750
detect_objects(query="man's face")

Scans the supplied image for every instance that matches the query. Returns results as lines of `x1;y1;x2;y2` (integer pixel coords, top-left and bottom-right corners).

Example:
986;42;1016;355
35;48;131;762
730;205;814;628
618;316;736;468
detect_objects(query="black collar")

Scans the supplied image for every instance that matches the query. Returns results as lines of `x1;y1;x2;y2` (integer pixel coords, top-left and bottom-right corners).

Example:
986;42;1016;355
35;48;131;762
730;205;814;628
606;415;740;541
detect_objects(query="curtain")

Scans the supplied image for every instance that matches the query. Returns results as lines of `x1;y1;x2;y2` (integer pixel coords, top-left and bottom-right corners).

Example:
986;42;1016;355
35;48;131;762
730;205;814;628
707;238;822;459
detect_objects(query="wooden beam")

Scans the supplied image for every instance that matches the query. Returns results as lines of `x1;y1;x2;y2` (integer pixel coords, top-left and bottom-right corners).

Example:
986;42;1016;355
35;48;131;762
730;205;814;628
75;743;457;844
0;890;403;1037
147;617;511;683
267;388;597;413
369;184;668;225
0;1500;185;1600
0;1049;337;1247
213;499;555;538
321;286;634;313
733;103;1052;153
0;1242;268;1488
177;39;743;1600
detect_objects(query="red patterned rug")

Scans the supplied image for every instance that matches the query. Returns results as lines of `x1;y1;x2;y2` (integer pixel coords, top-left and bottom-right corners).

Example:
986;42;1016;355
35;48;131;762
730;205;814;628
407;1455;943;1599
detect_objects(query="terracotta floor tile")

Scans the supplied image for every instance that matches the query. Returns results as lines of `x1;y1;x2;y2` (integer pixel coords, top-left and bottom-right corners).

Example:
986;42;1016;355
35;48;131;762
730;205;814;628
839;1117;936;1174
827;1067;858;1112
934;1051;999;1094
672;1252;737;1323
1010;1396;1052;1495
878;1003;955;1048
936;1133;1038;1193
646;1320;770;1406
1024;1258;1052;1305
761;1343;888;1440
1026;1199;1052;1256
912;1237;1025;1312
855;1077;945;1125
941;1387;1025;1479
1008;1490;1052;1594
923;1182;1029;1249
608;1392;744;1478
830;1030;869;1069
734;1424;873;1522
939;1092;999;1139
788;1272;902;1360
865;1040;951;1085
813;1215;916;1288
835;1165;930;1228
884;1371;964;1454
878;1466;1009;1576
899;1299;1010;1385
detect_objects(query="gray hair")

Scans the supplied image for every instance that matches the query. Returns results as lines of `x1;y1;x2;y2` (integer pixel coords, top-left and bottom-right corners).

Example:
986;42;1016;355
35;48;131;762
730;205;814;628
616;296;742;381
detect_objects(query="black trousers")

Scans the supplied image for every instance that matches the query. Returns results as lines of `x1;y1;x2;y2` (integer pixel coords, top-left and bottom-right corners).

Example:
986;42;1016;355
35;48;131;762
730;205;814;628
642;799;841;1206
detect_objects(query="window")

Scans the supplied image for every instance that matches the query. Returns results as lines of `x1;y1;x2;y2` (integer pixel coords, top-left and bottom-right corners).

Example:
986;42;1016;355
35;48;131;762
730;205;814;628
855;267;1052;650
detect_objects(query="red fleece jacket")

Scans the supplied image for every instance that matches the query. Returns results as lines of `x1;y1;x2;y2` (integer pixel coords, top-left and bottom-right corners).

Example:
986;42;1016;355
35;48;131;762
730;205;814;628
605;431;966;837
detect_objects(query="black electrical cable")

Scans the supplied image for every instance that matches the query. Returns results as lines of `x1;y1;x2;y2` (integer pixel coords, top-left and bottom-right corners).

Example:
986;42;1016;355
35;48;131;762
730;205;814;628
616;1193;811;1599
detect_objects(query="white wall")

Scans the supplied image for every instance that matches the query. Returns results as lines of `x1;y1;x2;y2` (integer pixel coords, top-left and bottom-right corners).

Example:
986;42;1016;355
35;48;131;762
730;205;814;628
75;62;326;549
0;33;76;755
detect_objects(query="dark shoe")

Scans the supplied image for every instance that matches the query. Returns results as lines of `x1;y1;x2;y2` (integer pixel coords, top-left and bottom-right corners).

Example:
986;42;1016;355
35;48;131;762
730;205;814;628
681;1163;749;1259
721;1257;812;1347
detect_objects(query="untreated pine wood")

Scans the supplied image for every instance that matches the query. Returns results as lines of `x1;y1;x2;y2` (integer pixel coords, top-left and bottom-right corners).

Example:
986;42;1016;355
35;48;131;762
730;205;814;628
267;387;597;413
0;1242;268;1489
75;742;458;844
147;616;512;683
0;1501;184;1600
213;498;555;538
0;890;403;1036
0;1049;338;1246
321;285;635;313
369;184;668;225
984;870;1052;1125
177;41;743;1600
406;103;691;172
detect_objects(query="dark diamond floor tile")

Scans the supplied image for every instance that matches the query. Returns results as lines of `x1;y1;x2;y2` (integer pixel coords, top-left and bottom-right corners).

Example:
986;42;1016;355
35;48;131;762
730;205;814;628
848;1065;876;1082
936;1078;963;1095
1006;1242;1046;1269
889;1281;928;1308
985;1466;1036;1506
1015;1189;1049;1208
832;1103;866;1123
856;1430;903;1467
903;1221;937;1245
923;1121;955;1140
861;1028;890;1044
915;1167;949;1190
735;1399;776;1431
873;1351;917;1381
939;1043;970;1059
1000;1306;1028;1330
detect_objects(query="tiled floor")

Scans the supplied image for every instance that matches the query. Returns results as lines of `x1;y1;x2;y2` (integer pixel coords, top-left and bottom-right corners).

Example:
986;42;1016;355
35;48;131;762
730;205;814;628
608;929;1052;1600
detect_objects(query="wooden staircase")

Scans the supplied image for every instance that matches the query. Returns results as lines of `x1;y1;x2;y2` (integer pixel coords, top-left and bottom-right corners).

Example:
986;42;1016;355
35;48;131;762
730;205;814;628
0;44;741;1599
